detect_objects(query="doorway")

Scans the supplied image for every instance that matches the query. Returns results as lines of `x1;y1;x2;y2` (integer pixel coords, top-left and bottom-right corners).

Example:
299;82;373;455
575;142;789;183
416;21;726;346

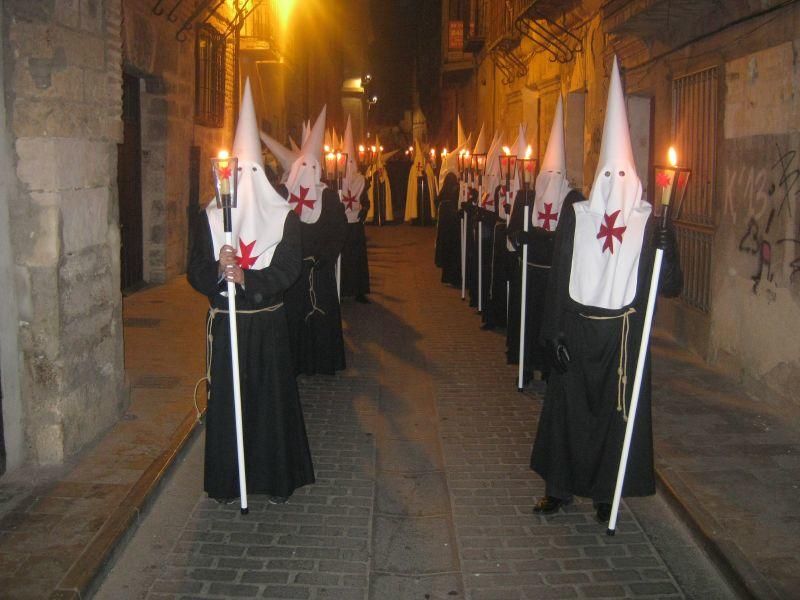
118;72;144;292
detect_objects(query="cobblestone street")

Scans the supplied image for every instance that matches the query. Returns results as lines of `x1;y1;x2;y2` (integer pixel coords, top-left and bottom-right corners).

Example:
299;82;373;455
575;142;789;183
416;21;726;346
96;226;734;600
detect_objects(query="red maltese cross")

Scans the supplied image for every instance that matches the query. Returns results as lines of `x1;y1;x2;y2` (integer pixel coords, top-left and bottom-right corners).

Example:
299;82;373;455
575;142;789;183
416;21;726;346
236;238;261;269
596;210;627;254
482;192;494;208
289;185;315;216
537;203;558;231
342;189;359;211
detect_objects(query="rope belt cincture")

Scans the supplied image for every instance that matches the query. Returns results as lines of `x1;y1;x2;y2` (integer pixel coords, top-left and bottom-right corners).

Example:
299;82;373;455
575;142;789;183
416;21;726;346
579;307;637;421
192;301;284;421
303;256;326;321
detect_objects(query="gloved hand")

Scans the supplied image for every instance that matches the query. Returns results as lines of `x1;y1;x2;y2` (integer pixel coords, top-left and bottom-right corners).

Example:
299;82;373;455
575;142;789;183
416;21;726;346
546;337;571;374
654;226;677;259
313;256;329;270
503;203;511;214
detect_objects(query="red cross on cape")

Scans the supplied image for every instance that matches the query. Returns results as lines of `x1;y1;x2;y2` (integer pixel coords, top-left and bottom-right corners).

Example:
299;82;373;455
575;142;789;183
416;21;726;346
596;210;627;254
342;189;359;211
537;203;558;231
236;238;262;269
289;185;315;216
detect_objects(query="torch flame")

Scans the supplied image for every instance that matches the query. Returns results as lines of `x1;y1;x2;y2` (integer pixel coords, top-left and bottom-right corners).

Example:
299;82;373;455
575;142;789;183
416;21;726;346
358;144;365;152
502;146;511;156
668;146;678;167
218;149;229;160
525;145;533;159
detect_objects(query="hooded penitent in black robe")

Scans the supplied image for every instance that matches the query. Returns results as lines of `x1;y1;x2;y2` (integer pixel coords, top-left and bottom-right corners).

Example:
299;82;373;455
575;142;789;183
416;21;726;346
464;188;481;308
283;189;348;376
530;206;682;502
188;211;315;500
341;187;371;298
506;189;583;377
434;173;462;286
481;185;511;329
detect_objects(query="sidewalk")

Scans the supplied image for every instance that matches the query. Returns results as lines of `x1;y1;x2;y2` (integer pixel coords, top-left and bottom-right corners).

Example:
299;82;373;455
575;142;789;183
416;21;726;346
0;226;796;599
649;331;800;599
0;278;209;599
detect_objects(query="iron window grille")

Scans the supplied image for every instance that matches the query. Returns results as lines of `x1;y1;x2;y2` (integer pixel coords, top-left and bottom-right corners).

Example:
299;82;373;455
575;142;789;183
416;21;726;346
195;25;225;128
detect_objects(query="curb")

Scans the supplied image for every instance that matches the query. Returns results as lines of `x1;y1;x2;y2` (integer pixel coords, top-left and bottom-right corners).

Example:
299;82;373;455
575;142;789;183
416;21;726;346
49;408;204;600
655;465;781;600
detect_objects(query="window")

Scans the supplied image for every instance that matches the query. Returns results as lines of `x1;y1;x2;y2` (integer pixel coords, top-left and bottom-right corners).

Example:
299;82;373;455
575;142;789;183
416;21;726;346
671;67;718;313
195;26;225;128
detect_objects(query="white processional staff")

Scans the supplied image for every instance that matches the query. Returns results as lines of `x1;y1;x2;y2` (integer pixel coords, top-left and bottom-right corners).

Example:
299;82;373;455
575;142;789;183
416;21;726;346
327;151;347;300
458;150;470;300
607;147;690;535
517;149;537;390
472;152;487;314
211;150;249;515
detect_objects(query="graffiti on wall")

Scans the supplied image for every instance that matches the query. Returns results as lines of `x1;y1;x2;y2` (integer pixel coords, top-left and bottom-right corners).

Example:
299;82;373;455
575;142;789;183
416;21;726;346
731;145;800;296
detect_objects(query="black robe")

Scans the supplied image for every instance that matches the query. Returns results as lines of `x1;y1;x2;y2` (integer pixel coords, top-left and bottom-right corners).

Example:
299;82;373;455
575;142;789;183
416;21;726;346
464;191;480;308
530;205;682;502
434;173;461;287
283;189;348;376
507;189;583;377
340;187;371;298
481;185;511;329
187;211;315;500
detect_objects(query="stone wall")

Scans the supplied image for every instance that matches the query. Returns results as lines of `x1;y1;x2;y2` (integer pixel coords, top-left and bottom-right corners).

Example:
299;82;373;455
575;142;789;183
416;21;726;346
122;1;236;283
2;0;126;465
458;0;800;403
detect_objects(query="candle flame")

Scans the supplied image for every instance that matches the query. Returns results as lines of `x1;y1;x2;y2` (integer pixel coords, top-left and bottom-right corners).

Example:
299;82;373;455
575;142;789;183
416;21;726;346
668;146;678;167
441;148;448;157
324;145;331;153
371;145;377;152
379;145;384;151
430;148;435;156
502;146;511;156
218;149;229;160
408;146;414;153
358;144;365;152
525;145;533;159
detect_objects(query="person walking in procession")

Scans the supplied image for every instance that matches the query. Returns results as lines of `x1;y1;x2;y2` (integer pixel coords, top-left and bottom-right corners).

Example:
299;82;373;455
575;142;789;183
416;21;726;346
339;116;371;303
281;105;348;376
530;58;682;523
187;80;315;505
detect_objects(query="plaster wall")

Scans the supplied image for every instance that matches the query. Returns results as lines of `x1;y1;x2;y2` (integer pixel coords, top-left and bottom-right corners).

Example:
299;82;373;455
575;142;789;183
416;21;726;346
457;2;800;403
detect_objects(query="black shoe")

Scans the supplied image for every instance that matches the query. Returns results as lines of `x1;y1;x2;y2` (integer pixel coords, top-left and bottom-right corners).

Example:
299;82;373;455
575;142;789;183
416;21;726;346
595;503;612;523
533;496;569;515
355;294;370;304
268;495;289;505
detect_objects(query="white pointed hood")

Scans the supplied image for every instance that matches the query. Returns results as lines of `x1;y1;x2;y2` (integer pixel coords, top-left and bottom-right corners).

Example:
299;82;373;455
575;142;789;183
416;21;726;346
301;120;310;145
482;131;503;213
457;115;466;148
260;130;298;182
569;56;651;309
341;116;366;223
472;123;487;155
286;105;327;223
289;136;300;152
438;141;465;190
206;78;290;270
533;96;572;231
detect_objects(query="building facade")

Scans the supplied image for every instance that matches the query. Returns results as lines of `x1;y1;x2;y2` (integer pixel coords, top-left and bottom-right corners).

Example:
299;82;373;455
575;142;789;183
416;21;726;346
441;0;800;402
0;0;370;476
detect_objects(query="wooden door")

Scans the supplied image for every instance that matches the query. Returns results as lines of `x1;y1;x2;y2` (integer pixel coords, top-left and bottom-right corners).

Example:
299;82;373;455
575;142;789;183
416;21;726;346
117;73;144;292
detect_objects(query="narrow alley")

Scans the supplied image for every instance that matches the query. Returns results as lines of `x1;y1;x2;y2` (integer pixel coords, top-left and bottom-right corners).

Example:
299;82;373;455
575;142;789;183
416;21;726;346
95;226;734;600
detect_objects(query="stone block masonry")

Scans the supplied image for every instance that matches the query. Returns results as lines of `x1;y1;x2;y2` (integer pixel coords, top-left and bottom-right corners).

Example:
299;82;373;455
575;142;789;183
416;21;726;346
2;0;126;466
